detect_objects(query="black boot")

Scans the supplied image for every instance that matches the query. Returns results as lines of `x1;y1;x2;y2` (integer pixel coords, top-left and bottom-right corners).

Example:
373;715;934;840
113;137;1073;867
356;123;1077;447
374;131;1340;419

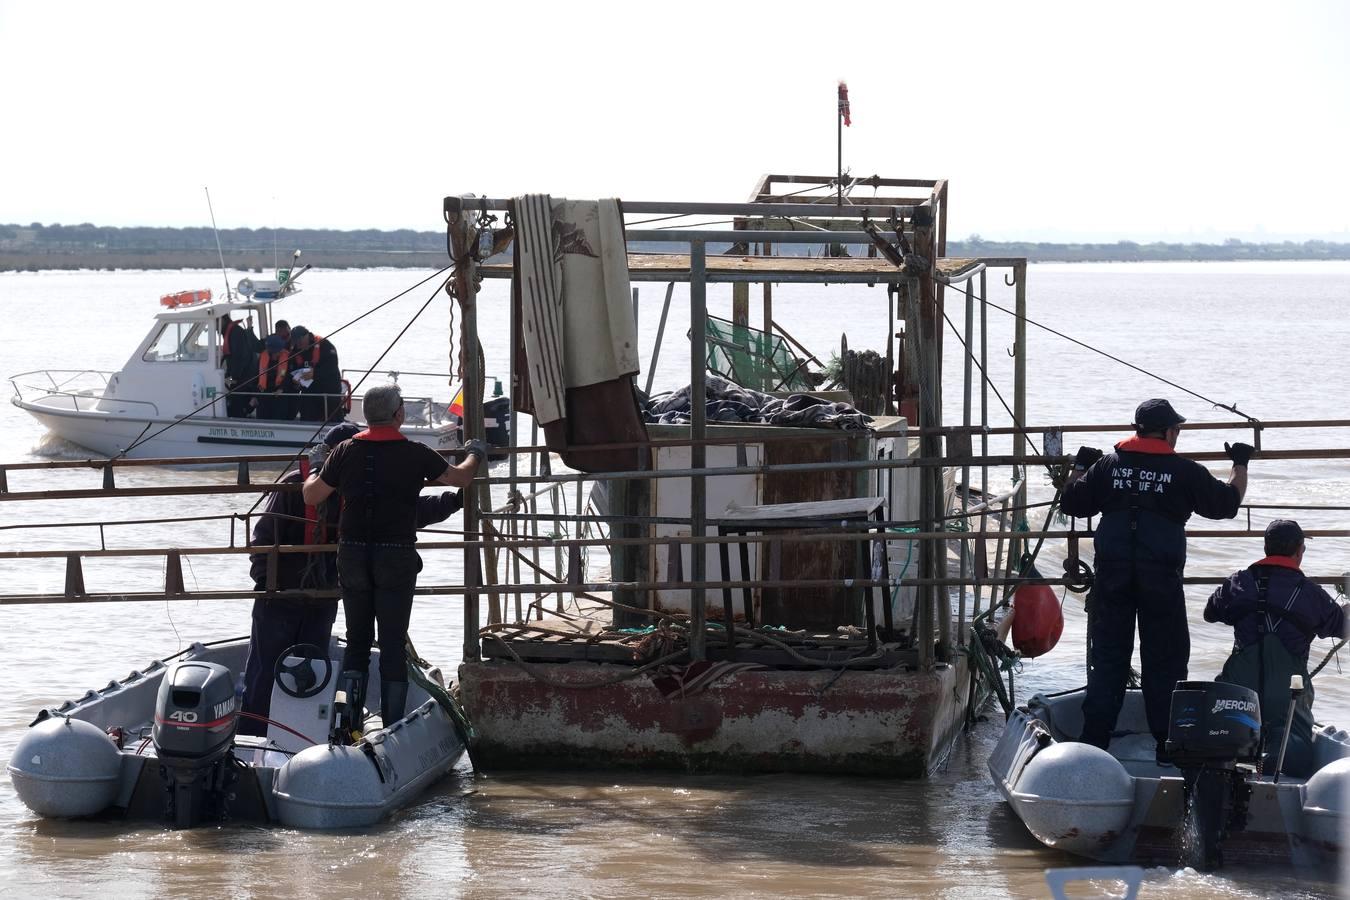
380;680;409;726
330;669;367;746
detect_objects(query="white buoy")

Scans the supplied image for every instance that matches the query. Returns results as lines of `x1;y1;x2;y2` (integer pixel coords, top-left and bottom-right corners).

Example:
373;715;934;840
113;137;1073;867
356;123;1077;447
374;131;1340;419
1302;756;1350;846
1010;742;1135;856
6;717;122;818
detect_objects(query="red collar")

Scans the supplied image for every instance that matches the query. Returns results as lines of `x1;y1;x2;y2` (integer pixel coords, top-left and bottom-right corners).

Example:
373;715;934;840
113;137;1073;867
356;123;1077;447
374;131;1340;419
354;426;406;442
1115;436;1176;455
1251;555;1303;572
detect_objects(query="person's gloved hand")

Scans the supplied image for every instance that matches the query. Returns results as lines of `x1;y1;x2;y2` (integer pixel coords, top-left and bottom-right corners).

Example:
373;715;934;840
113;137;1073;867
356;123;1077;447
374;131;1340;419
307;442;330;471
1224;441;1256;467
1073;446;1103;471
463;438;489;465
435;489;464;520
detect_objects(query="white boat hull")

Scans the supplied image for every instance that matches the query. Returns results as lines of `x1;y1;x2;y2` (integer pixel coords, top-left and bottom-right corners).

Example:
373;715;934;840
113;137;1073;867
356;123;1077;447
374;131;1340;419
15;396;460;459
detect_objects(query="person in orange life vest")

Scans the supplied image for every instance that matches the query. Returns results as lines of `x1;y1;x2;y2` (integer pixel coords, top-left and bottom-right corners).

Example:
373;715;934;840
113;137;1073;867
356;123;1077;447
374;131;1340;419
218;314;261;418
273;319;292;345
288;325;342;423
239;421;467;736
1204;519;1348;776
303;384;487;723
255;335;294;421
1061;399;1254;761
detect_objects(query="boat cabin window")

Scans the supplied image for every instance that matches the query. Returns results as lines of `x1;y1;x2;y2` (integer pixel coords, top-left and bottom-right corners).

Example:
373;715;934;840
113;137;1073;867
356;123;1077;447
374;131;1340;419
142;322;211;362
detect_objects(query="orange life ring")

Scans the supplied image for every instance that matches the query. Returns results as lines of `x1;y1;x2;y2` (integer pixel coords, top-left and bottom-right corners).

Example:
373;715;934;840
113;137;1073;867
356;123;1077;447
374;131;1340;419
159;289;213;308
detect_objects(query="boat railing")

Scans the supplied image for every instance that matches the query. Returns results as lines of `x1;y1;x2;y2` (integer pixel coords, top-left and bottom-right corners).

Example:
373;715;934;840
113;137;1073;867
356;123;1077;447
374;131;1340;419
9;369;165;417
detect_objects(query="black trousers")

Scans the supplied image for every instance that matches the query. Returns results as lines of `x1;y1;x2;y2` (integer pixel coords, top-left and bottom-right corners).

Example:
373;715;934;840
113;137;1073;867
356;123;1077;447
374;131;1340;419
337;545;421;684
239;596;339;736
255;391;293;421
1080;565;1189;748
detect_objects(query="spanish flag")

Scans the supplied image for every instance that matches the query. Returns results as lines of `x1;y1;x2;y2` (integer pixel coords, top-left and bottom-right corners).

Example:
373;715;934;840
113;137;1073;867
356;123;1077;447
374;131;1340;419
449;386;465;418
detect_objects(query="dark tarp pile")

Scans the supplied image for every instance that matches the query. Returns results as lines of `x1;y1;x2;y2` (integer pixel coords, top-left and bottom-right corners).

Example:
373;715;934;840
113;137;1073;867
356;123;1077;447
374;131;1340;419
644;375;873;431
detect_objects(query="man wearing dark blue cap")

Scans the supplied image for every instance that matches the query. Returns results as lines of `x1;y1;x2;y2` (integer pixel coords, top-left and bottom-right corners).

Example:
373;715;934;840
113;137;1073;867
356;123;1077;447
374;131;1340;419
238;422;466;735
1204;519;1347;776
1061;399;1255;760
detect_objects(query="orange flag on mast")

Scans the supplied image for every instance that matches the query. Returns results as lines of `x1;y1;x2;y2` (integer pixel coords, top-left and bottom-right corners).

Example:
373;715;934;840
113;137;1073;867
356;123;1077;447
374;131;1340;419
449;386;465;418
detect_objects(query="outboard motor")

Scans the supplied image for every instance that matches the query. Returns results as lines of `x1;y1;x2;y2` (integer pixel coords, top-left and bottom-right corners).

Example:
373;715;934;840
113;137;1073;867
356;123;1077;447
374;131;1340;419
1165;680;1260;870
152;661;240;828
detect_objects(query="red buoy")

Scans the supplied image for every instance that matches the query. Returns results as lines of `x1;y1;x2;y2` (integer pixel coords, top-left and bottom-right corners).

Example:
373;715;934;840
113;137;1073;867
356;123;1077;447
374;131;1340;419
1011;563;1064;658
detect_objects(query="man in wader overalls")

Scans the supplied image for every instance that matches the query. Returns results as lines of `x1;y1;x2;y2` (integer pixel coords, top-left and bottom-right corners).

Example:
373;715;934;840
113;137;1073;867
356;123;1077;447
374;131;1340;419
302;384;485;728
1061;399;1252;761
238;422;466;736
1204;519;1347;777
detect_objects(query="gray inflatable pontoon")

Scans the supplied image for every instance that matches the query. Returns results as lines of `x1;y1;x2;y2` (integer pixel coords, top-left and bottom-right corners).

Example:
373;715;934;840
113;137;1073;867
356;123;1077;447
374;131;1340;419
7;636;467;828
989;687;1350;867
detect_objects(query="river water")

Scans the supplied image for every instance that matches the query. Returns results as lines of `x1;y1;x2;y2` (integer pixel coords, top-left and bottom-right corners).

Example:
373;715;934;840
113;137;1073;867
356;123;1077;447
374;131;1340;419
0;263;1346;898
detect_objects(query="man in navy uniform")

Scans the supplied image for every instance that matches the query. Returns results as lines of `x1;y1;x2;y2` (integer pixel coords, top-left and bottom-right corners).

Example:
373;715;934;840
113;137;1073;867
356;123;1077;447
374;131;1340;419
1061;399;1254;759
238;422;466;736
1204;519;1348;776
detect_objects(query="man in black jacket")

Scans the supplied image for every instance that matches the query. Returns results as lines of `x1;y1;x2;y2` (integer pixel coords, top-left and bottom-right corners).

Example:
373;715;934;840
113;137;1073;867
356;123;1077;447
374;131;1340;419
238;422;464;736
1061;399;1253;759
1204;519;1347;776
303;384;485;728
288;326;342;422
219;314;260;418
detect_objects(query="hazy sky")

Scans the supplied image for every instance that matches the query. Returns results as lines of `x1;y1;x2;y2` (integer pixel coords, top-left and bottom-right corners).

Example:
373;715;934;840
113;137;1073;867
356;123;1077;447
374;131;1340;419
2;1;1347;241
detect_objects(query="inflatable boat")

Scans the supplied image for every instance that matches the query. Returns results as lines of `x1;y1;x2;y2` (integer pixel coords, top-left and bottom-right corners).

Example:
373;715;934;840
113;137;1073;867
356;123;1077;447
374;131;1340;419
988;684;1350;869
7;636;468;829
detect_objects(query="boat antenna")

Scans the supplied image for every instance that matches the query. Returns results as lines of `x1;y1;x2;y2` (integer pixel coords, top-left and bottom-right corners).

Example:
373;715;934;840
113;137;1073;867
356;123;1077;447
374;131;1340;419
204;186;233;302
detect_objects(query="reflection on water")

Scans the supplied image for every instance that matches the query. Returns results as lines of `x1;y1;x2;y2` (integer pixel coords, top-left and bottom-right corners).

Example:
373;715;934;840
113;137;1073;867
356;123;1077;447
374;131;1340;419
1;265;1347;898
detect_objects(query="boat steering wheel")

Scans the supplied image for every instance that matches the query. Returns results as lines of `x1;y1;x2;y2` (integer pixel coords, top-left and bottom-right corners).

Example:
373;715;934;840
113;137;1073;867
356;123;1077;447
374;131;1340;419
273;643;334;699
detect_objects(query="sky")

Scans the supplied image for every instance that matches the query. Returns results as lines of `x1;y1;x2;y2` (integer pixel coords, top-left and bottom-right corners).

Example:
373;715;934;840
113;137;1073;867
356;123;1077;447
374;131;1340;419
2;0;1348;242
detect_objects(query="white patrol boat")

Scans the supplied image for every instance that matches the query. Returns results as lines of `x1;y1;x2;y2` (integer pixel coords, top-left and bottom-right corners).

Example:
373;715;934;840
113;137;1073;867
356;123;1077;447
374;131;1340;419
8;266;485;459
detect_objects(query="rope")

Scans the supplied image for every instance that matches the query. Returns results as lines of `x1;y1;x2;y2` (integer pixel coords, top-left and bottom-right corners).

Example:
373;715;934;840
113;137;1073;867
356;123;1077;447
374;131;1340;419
979;296;1261;423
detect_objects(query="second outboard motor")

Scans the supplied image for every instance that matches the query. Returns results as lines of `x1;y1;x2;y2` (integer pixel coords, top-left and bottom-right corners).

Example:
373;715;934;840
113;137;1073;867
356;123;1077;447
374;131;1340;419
1165;680;1260;870
152;661;240;828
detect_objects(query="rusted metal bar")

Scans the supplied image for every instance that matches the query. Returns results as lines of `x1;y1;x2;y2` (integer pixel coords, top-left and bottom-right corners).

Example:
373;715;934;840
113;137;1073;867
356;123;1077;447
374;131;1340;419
689;240;708;661
63;554;85;598
644;281;676;397
446;195;484;657
1011;260;1028;567
4;572;1345;607
5;446;1348;503
470;197;919;219
0;484;296;502
3;416;1344;478
164;550;186;595
3;525;1344;564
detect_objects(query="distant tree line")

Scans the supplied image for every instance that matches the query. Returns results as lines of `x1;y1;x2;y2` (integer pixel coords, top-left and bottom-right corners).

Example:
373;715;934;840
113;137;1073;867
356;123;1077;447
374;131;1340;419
948;235;1350;262
2;223;1349;270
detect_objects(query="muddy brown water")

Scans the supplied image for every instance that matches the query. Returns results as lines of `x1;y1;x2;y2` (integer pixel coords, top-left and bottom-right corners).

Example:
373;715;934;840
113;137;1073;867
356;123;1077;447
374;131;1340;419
1;264;1347;897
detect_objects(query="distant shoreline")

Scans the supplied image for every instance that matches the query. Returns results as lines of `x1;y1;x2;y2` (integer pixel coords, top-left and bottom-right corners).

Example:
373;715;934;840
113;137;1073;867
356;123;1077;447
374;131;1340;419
3;223;1348;272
